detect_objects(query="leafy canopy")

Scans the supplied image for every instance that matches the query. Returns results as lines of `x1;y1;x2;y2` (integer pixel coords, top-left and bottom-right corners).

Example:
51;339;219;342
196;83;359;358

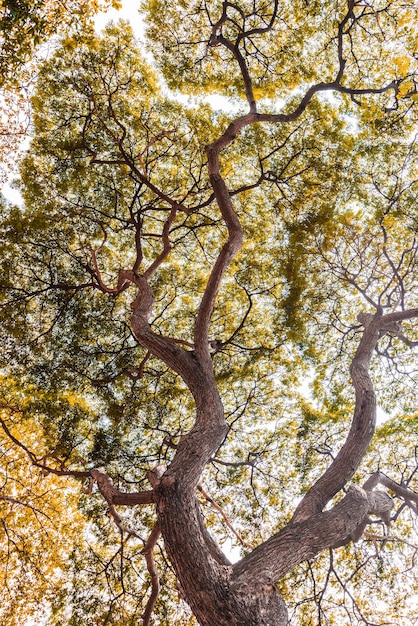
1;1;418;624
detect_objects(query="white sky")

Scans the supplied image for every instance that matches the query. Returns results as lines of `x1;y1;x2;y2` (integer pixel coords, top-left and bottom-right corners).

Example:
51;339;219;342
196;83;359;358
94;0;144;36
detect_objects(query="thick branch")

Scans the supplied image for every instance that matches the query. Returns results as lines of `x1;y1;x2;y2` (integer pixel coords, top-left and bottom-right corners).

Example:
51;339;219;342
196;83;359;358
193;184;243;360
293;308;418;522
119;271;199;391
365;471;418;510
233;485;369;583
91;469;152;539
143;206;177;279
112;491;155;506
215;35;257;113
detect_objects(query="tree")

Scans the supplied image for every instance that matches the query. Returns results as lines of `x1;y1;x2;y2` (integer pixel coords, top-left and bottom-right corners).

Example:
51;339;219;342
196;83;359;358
0;0;119;183
1;2;418;624
0;0;123;86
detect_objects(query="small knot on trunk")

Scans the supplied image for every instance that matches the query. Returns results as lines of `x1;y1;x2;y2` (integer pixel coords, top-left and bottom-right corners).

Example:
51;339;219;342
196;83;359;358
367;489;393;525
147;463;167;488
357;312;375;327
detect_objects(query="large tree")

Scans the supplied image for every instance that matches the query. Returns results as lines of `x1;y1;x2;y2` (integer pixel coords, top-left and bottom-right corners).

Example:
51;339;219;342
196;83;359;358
1;2;418;624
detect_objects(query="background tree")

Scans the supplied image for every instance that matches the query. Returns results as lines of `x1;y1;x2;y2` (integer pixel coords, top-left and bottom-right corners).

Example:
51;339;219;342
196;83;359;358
1;2;418;624
0;0;119;183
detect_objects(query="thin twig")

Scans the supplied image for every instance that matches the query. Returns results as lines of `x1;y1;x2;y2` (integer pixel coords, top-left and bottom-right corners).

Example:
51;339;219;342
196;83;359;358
141;523;161;626
198;483;254;549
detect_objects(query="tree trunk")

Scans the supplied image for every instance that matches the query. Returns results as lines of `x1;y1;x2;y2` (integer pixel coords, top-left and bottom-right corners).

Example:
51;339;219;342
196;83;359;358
154;478;370;625
155;483;289;626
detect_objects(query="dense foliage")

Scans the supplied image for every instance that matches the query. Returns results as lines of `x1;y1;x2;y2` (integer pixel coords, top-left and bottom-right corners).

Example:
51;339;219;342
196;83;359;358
0;0;118;183
1;1;418;624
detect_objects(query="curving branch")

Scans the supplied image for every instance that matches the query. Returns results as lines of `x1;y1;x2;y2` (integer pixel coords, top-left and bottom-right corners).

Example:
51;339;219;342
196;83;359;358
0;414;155;506
91;468;153;517
194;1;399;360
86;245;118;294
293;308;418;523
193;156;244;359
199;71;398;359
126;271;200;392
210;31;257;113
233;485;370;583
364;471;418;511
143;205;177;279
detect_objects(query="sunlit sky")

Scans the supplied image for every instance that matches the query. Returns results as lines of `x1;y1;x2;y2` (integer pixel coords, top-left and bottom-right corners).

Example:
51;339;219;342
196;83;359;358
94;0;144;36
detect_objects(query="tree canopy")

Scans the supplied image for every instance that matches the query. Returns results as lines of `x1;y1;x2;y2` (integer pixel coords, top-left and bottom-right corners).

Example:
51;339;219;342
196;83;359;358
1;1;418;624
0;0;119;183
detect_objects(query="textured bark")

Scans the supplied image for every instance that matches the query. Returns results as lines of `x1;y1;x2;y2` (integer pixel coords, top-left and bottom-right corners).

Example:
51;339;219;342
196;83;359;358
127;307;418;625
128;271;291;623
233;485;369;583
155;483;288;626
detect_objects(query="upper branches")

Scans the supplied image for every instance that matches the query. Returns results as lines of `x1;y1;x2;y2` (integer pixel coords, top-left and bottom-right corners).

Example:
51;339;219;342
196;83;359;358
191;0;408;360
207;0;279;112
207;0;401;112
